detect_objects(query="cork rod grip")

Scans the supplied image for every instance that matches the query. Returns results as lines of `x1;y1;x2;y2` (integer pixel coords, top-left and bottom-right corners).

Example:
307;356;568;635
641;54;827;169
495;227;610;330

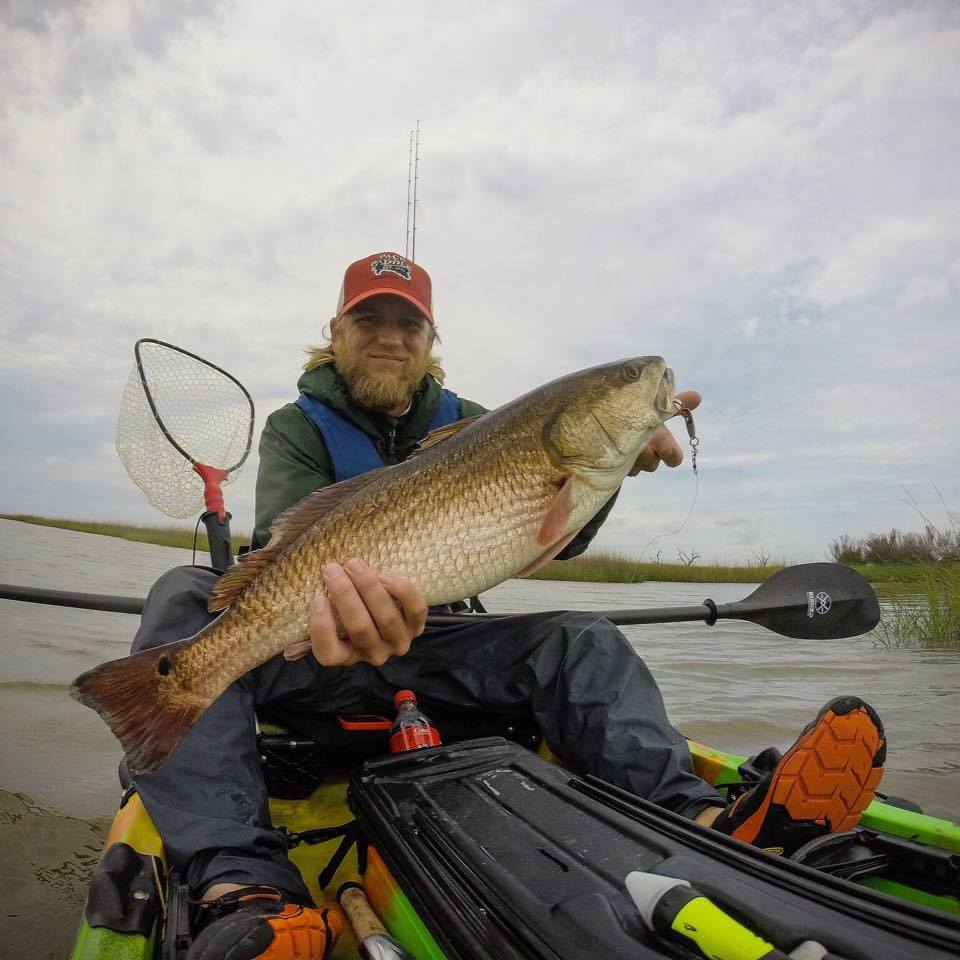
337;882;388;942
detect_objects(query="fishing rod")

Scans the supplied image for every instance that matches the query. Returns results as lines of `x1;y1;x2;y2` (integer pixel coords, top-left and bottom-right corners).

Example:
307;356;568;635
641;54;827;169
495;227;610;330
0;563;881;641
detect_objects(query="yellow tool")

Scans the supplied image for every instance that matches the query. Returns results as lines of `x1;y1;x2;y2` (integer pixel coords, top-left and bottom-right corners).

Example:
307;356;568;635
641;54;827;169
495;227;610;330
625;871;790;960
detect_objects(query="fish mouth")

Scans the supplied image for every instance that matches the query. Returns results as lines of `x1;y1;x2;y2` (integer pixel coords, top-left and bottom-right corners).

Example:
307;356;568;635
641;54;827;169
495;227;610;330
655;366;676;415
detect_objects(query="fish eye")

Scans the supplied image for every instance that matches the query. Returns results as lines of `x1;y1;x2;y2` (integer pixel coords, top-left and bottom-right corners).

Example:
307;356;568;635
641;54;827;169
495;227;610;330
622;362;642;381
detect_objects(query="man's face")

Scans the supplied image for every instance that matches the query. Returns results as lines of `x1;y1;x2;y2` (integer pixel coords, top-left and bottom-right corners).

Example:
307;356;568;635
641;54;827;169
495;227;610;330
330;294;435;413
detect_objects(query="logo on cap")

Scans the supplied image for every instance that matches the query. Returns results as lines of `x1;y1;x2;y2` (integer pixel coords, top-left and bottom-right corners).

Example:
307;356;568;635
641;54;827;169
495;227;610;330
371;253;412;282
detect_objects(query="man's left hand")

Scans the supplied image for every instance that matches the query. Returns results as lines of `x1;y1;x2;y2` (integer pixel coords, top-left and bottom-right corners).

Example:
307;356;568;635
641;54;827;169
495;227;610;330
309;560;428;667
628;389;701;475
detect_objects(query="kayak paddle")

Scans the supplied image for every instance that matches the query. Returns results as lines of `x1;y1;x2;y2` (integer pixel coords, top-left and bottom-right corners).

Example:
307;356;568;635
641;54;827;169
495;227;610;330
0;563;880;640
427;563;882;640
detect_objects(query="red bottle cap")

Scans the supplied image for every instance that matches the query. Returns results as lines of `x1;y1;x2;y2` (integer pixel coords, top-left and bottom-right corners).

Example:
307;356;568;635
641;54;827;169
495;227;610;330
394;689;417;708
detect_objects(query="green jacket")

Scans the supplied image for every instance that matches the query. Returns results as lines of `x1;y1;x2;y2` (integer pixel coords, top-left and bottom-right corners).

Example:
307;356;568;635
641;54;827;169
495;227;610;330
252;363;618;555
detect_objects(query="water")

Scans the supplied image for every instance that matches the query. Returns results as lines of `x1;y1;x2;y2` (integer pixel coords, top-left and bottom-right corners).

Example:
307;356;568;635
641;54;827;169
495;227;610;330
2;518;958;956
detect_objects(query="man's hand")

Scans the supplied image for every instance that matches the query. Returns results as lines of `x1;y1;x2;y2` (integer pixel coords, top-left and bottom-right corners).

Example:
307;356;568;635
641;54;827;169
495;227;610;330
309;559;428;667
628;389;701;475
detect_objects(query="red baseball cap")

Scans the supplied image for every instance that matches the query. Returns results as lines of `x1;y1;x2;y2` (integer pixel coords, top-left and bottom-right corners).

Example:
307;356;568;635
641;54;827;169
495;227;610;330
336;252;433;323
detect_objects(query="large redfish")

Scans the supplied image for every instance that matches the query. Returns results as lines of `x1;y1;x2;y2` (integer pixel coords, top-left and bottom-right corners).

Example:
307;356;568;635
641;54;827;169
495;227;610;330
72;357;678;774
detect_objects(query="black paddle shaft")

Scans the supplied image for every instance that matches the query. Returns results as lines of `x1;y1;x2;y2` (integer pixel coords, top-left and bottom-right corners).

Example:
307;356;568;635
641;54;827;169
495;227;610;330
0;583;145;615
0;564;881;641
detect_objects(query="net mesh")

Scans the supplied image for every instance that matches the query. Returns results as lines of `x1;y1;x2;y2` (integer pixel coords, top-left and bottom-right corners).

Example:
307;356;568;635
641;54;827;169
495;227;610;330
116;340;254;519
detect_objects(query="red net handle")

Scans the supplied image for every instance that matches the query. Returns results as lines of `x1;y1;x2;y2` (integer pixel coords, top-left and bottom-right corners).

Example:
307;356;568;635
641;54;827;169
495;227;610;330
193;463;228;522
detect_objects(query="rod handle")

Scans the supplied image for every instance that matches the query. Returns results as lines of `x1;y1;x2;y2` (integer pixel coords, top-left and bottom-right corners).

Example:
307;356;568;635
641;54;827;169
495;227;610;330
337;882;387;942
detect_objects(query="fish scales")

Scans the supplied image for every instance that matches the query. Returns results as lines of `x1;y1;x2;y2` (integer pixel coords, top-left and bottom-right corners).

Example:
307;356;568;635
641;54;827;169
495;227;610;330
72;356;677;774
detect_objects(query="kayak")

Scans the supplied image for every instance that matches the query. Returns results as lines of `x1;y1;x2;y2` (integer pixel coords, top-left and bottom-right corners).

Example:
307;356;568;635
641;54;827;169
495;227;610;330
71;724;960;960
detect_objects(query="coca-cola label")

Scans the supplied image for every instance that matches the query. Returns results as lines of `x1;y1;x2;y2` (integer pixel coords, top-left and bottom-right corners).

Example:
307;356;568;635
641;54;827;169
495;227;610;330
390;724;441;753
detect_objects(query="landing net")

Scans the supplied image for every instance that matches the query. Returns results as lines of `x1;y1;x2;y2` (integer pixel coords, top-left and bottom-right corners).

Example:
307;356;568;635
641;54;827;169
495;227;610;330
116;339;255;519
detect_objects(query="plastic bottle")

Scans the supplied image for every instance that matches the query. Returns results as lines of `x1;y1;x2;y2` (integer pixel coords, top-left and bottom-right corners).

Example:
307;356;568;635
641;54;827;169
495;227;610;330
390;690;441;753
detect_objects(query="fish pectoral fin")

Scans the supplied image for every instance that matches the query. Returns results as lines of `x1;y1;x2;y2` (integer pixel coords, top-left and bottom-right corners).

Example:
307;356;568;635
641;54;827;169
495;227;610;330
515;530;579;578
283;638;313;661
536;476;575;547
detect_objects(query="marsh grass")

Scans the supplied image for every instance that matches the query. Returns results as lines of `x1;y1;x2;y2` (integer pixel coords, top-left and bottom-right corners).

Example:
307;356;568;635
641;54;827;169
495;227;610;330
872;564;960;650
1;514;250;553
528;550;786;584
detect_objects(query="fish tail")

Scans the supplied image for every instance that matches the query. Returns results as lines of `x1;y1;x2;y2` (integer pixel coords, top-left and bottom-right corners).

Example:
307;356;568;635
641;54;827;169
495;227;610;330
71;637;211;776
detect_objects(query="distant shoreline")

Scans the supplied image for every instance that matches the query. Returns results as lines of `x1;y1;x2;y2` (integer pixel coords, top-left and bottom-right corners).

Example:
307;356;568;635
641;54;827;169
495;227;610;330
4;514;949;586
0;514;250;555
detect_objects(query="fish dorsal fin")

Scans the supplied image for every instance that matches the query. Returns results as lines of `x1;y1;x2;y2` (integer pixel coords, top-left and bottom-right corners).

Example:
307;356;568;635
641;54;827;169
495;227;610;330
208;466;389;612
411;415;482;455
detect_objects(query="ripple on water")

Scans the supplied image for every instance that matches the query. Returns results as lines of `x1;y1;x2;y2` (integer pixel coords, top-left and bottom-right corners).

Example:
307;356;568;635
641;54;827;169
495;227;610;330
0;790;109;956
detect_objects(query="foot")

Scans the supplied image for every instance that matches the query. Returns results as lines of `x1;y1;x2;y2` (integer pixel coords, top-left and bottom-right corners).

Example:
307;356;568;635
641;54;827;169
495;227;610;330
712;695;886;856
187;885;342;960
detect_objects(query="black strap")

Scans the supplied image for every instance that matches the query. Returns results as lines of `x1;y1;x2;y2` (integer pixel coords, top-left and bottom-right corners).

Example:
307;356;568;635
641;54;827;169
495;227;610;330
283;821;356;848
194;885;283;928
282;820;367;891
318;822;365;890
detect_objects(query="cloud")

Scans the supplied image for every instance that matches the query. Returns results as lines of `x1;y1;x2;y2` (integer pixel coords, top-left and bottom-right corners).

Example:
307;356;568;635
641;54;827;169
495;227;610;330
898;274;951;307
0;0;958;562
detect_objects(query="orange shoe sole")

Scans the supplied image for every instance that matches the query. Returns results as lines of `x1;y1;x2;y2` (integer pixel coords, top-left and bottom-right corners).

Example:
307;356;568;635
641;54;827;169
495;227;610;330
263;904;343;959
731;698;885;845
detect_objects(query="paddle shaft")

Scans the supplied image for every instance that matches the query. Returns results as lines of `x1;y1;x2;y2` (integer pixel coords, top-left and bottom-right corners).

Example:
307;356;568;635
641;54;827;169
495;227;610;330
0;563;878;640
0;583;146;615
428;602;722;627
0;584;752;629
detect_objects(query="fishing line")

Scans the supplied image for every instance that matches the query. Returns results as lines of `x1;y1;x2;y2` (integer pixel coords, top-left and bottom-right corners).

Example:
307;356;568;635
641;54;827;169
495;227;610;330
636;398;700;563
634;469;699;565
553;408;702;696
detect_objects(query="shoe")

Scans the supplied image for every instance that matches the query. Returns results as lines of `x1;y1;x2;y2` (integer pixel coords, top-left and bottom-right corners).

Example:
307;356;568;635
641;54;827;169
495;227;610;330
712;696;886;856
187;886;342;960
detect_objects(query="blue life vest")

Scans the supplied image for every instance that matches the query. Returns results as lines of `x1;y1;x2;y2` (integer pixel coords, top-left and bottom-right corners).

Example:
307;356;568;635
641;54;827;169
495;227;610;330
295;388;462;483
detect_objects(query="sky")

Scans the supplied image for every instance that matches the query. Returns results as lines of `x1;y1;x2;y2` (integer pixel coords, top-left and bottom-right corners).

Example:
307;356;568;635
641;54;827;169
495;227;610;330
1;0;958;564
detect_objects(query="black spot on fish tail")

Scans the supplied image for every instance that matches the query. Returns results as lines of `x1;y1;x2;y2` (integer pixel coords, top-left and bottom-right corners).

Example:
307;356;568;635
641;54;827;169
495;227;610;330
70;637;211;776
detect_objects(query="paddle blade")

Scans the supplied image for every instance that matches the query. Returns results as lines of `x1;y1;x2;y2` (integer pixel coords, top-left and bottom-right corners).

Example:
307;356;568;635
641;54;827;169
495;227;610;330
728;563;880;640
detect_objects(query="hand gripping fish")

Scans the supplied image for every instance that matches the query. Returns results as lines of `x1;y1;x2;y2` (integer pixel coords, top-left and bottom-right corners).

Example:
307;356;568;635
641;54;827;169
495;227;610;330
72;357;679;775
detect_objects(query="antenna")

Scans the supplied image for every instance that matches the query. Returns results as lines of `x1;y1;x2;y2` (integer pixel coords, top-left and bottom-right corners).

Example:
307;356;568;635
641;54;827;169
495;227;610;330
411;120;421;263
404;130;414;258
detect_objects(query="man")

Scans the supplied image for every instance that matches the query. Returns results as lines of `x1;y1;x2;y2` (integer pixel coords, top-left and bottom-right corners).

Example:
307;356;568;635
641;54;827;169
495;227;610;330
133;252;885;960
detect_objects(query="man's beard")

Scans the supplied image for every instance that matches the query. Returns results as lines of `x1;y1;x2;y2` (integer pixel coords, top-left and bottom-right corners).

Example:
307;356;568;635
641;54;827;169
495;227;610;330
334;345;432;412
